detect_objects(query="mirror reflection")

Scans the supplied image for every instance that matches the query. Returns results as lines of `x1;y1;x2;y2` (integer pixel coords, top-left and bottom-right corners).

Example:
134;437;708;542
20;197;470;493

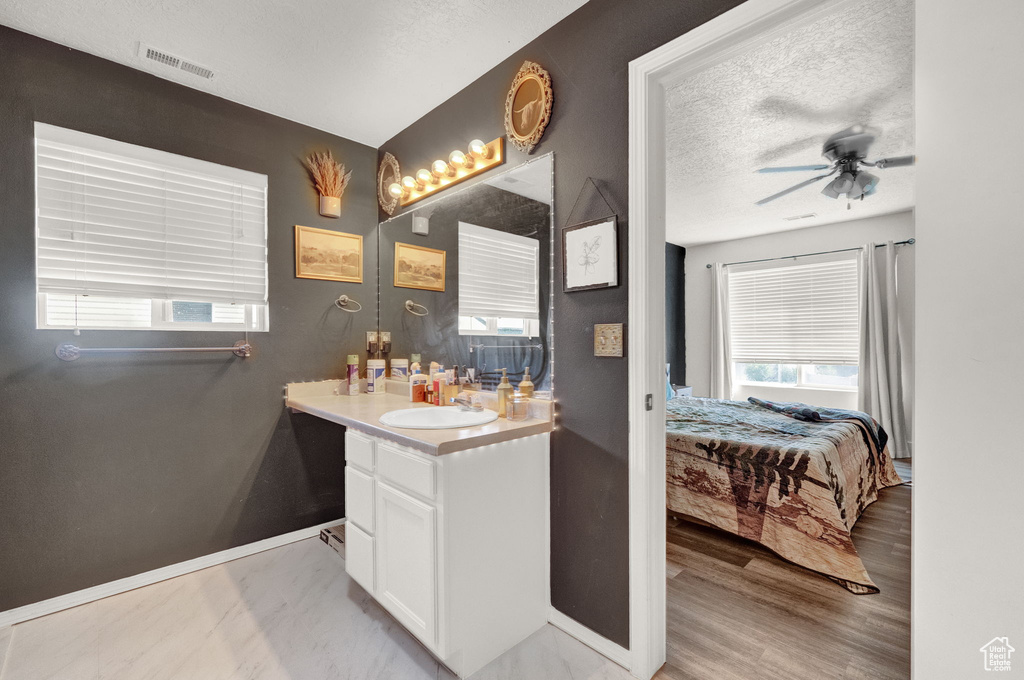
377;154;553;394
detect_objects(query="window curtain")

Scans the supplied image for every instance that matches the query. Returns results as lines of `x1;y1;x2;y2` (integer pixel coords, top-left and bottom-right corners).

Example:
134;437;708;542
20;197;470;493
709;262;732;400
859;242;910;458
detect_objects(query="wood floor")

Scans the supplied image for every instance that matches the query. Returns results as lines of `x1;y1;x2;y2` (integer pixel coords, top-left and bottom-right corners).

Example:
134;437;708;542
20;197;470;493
657;459;912;680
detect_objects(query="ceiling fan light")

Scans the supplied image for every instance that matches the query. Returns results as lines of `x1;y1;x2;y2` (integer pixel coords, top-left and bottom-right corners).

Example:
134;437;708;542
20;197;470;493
821;177;844;199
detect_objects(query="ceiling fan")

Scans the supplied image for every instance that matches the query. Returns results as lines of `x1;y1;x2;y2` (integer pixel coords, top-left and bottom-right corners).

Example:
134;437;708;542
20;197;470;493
755;125;915;206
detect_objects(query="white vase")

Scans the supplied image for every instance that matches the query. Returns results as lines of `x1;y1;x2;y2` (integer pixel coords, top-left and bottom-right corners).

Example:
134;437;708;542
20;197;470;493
319;195;341;218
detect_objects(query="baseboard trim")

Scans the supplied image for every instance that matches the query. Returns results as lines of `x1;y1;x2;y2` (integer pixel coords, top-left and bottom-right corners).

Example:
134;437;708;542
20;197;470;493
0;517;346;629
548;607;632;671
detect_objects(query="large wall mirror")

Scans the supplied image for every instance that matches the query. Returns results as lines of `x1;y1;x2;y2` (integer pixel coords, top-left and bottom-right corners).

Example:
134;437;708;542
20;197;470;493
377;153;554;394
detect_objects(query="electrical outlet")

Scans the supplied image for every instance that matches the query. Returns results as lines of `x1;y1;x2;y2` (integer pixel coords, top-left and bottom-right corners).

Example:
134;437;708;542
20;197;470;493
366;331;378;353
380;331;392;354
594;323;624;357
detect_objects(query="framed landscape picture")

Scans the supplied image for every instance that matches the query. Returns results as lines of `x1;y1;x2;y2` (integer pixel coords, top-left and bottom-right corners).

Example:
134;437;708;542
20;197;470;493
562;217;618;292
394;242;446;292
295;225;363;282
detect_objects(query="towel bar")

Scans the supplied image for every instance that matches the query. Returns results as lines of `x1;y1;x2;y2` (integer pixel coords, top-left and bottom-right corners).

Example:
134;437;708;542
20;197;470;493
55;340;254;361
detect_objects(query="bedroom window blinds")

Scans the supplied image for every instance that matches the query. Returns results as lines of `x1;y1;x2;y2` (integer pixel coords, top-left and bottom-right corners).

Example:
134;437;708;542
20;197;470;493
727;253;860;365
34;123;268;331
458;222;539;321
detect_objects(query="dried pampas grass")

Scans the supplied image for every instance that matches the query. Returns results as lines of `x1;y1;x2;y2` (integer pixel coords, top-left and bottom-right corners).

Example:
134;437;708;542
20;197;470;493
304;150;352;198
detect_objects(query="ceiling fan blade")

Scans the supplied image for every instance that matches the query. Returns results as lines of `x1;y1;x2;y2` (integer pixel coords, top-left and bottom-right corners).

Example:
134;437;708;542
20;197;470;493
755;172;835;206
873;155;916;169
756;165;831;173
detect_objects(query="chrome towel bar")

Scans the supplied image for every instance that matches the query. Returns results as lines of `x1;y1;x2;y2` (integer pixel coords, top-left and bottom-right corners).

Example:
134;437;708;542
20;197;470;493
55;340;254;361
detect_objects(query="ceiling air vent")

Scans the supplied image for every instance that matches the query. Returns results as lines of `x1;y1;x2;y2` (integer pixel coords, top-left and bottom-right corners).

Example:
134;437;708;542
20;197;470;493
138;43;214;80
783;213;817;222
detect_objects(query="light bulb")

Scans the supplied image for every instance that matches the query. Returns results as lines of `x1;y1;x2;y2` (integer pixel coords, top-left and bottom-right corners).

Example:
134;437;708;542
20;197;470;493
469;139;491;159
449;149;473;169
416;168;435;186
402;176;417;189
388;182;404;198
432;159;454;178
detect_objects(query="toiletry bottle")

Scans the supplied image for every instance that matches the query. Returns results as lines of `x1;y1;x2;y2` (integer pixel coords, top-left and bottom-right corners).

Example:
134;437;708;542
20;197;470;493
434;374;447;406
497;368;514;418
392;358;409;381
347;355;360;396
410;369;428;403
367;359;386;394
518;366;535;398
429;361;440;382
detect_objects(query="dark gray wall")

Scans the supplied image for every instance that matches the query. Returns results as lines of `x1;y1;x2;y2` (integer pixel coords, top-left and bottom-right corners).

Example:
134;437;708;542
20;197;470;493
0;27;376;611
378;0;744;647
666;243;687;386
379;183;552;391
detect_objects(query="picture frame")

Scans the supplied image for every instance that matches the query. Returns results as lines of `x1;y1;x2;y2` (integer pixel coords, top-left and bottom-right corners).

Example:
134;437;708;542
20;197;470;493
562;217;618;292
504;61;554;154
294;225;363;282
394;241;446;292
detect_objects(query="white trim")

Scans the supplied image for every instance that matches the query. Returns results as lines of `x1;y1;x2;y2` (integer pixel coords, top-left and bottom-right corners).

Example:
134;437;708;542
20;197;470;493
626;1;853;677
0;518;345;629
548;607;631;670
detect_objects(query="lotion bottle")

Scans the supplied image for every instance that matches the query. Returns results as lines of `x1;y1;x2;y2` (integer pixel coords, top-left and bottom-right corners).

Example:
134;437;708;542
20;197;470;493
410;369;428;403
497;368;514;418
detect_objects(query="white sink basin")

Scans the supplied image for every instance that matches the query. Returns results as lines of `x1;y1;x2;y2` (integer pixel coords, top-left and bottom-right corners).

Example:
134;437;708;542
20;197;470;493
379;407;499;430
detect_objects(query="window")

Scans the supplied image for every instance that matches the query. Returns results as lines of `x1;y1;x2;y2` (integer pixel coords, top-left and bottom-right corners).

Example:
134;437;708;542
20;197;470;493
457;222;540;337
728;253;859;390
34;123;269;331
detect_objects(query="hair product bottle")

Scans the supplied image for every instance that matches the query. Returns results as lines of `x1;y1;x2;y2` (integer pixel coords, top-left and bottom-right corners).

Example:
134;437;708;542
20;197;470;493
410;369;428;403
347;355;360;396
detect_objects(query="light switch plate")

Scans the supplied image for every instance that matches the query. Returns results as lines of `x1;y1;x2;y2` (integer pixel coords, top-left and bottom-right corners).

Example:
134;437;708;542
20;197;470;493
594;323;624;357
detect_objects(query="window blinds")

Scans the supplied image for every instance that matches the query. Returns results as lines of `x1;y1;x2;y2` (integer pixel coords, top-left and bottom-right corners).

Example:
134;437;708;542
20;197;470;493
727;253;860;365
458;222;539;320
34;123;268;305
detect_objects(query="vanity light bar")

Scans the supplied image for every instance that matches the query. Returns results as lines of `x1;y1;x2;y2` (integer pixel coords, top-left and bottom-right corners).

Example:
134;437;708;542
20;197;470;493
388;138;504;208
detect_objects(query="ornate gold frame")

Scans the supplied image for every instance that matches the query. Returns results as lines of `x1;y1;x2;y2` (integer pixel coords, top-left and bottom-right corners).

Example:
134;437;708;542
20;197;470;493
504;61;553;154
394;242;446;292
377;152;401;215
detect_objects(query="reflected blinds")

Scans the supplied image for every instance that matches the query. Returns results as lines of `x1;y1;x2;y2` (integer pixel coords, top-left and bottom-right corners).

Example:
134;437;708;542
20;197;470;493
458;222;539;320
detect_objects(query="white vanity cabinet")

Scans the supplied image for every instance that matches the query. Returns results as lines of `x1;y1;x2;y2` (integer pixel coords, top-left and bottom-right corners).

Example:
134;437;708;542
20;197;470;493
343;429;550;679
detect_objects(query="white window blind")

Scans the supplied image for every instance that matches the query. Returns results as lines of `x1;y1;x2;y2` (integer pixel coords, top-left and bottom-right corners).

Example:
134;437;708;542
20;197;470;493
458;222;539;320
34;123;268;306
727;253;860;365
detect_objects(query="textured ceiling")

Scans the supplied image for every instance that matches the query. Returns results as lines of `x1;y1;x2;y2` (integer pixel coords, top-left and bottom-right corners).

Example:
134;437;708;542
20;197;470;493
0;0;588;147
665;0;914;247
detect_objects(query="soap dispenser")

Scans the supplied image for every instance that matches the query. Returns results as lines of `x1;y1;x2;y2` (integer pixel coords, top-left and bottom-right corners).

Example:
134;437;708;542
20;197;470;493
518;366;535;398
497;368;514;418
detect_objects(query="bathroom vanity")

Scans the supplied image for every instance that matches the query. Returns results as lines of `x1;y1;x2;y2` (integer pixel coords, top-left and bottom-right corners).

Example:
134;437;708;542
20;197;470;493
286;381;552;678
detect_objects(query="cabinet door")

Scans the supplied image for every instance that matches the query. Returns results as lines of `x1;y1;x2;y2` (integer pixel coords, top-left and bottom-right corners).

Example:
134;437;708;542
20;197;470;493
375;481;437;649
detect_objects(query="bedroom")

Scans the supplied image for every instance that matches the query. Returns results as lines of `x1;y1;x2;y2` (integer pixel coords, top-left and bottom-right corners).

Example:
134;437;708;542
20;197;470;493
660;0;914;677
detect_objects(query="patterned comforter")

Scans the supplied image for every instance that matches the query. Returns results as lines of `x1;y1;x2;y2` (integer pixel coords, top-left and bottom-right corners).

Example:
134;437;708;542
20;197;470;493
666;396;904;593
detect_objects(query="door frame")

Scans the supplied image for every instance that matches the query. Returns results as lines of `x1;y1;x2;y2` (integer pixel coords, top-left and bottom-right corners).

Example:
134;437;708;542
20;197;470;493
626;0;858;676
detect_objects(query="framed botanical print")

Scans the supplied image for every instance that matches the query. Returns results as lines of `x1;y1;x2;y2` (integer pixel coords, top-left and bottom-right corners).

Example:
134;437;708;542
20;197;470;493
394;241;446;292
294;225;363;283
562;217;618;292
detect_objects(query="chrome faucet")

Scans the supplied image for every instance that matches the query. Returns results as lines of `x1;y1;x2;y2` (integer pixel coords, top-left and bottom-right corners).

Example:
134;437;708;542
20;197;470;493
449;395;483;412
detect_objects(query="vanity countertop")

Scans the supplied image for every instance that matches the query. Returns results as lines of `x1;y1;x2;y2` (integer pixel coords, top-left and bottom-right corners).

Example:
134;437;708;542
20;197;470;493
284;380;553;456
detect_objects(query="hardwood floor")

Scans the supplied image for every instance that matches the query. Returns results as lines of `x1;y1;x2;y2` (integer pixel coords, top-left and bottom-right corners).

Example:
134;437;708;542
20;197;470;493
658;459;912;680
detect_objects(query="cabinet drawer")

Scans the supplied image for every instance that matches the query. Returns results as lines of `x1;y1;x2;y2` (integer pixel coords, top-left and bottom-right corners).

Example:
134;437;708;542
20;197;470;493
345;465;375;533
377;442;436;501
345;430;375;472
345;522;375;594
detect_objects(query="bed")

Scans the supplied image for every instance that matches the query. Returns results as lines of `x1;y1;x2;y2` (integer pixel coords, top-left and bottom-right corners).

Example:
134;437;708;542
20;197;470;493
666;396;904;593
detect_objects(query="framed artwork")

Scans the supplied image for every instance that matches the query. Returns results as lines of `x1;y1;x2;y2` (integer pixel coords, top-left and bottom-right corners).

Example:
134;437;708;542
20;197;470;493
504;61;553;154
394;241;446;292
562;217;618;292
294;225;363;282
377;151;401;216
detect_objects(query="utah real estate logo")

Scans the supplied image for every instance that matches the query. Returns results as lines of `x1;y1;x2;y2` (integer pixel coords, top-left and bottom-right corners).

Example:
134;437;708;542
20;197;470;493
980;637;1014;672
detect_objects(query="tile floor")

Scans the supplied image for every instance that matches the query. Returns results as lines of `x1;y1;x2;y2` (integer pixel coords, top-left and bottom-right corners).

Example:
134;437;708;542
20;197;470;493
0;537;630;680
